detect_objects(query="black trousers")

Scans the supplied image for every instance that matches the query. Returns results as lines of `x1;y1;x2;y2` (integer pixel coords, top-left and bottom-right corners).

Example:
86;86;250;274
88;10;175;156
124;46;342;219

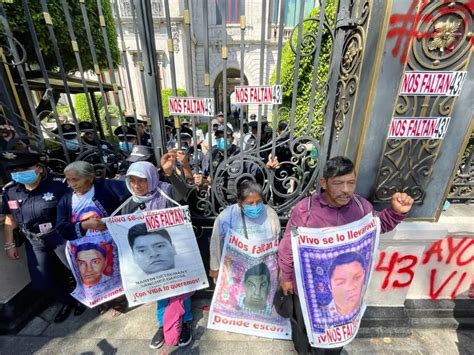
292;294;343;355
24;234;74;305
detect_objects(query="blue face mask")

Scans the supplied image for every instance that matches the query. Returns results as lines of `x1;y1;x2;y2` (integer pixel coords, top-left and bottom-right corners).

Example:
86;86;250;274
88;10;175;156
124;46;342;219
242;202;265;219
216;137;225;151
11;169;38;185
65;139;80;151
119;141;134;153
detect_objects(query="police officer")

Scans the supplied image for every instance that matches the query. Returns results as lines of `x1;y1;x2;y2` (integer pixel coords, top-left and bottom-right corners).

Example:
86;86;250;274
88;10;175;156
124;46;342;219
114;125;138;154
49;123;82;167
1;149;86;322
78;121;113;151
125;116;151;147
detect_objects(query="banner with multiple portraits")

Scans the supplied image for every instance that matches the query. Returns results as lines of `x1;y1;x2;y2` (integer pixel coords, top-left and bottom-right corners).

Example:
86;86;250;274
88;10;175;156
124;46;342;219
104;206;209;305
66;230;124;308
208;231;292;340
292;214;380;348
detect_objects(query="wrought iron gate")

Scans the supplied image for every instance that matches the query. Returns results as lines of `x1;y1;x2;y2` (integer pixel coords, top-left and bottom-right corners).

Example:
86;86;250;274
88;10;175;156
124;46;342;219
0;0;366;219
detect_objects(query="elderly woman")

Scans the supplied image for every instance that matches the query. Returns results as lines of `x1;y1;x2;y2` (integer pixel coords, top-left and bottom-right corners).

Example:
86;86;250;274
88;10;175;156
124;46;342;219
120;154;192;350
209;180;280;281
1;150;85;322
56;161;130;315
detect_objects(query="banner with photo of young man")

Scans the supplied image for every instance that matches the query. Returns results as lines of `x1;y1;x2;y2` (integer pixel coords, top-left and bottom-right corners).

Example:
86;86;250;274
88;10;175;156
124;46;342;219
208;231;292;340
291;214;380;348
104;206;209;305
66;232;124;308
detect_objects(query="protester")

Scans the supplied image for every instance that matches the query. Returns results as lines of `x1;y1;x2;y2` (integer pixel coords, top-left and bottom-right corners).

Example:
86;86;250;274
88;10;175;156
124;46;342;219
1;150;86;322
278;156;414;355
209;180;280;281
56;161;130;316
120;158;192;349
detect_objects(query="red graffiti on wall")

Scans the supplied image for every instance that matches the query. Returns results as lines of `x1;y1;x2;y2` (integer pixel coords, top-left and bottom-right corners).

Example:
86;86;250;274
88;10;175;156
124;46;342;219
374;236;474;300
387;0;474;64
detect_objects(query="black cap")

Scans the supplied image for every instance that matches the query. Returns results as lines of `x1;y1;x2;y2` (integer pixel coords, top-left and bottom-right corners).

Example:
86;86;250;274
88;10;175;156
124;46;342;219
248;121;258;129
52;123;78;137
114;125;137;138
278;121;288;131
165;119;173;129
126;145;154;162
125;115;147;127
215;124;233;135
79;121;95;133
180;126;193;137
0;150;42;169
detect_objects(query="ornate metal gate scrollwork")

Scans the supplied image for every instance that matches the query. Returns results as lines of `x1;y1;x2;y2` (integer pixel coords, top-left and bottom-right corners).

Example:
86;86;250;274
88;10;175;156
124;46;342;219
185;0;358;218
374;1;473;204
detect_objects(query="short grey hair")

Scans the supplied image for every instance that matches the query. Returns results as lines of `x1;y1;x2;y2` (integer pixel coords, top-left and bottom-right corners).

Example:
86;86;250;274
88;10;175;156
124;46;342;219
64;161;96;180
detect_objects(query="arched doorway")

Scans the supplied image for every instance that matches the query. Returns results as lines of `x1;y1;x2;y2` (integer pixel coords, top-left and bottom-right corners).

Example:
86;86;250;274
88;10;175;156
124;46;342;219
214;68;248;124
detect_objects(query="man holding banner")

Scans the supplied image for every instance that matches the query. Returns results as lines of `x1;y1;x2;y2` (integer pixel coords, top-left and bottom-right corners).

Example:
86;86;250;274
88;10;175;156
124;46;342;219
278;156;414;354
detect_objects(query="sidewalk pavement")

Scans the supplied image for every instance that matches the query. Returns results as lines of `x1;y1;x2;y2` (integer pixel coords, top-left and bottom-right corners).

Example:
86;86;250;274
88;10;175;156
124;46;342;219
0;298;472;355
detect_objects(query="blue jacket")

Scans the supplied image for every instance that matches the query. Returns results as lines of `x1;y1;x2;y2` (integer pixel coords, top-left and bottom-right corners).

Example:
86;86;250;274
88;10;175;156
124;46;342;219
56;178;130;240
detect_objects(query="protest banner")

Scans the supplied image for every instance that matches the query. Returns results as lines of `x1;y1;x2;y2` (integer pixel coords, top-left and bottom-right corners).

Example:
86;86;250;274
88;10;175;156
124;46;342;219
168;96;215;116
388;117;450;139
399;71;466;96
66;231;124;308
233;85;283;105
292;214;381;348
104;206;209;305
208;231;291;340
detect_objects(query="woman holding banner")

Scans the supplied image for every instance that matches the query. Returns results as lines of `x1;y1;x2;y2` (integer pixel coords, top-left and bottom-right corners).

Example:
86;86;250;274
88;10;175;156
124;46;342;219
209;180;281;282
120;158;192;350
56;161;130;315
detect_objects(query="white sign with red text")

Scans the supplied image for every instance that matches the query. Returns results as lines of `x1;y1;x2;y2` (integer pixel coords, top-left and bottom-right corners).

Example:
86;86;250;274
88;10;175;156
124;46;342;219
168;97;215;116
234;85;283;105
388;117;451;139
104;206;209;305
400;71;466;96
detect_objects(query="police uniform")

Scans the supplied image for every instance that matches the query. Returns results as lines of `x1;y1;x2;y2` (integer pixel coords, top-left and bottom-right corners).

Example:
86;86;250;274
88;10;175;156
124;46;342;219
114;125;138;154
78;121;113;151
49;123;81;165
0;150;84;322
125;116;151;147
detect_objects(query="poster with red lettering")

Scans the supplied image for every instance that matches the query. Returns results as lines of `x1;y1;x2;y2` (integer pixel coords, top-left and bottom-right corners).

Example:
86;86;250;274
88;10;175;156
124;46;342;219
207;231;291;339
104;206;209;305
66;232;124;308
292;214;380;348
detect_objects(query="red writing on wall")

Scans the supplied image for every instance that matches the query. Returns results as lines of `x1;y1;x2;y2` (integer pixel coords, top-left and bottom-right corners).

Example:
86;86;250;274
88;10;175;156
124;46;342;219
375;236;474;300
387;0;474;64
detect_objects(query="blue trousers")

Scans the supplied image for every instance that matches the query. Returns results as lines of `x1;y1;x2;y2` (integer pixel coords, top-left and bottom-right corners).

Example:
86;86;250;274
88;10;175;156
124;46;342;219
156;297;193;326
24;233;73;305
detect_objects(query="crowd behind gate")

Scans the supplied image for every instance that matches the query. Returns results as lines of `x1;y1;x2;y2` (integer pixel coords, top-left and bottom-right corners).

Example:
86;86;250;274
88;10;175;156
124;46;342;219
0;116;414;354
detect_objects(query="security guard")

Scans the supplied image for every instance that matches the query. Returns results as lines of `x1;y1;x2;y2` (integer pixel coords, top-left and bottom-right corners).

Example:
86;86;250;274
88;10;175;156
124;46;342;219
1;149;86;322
